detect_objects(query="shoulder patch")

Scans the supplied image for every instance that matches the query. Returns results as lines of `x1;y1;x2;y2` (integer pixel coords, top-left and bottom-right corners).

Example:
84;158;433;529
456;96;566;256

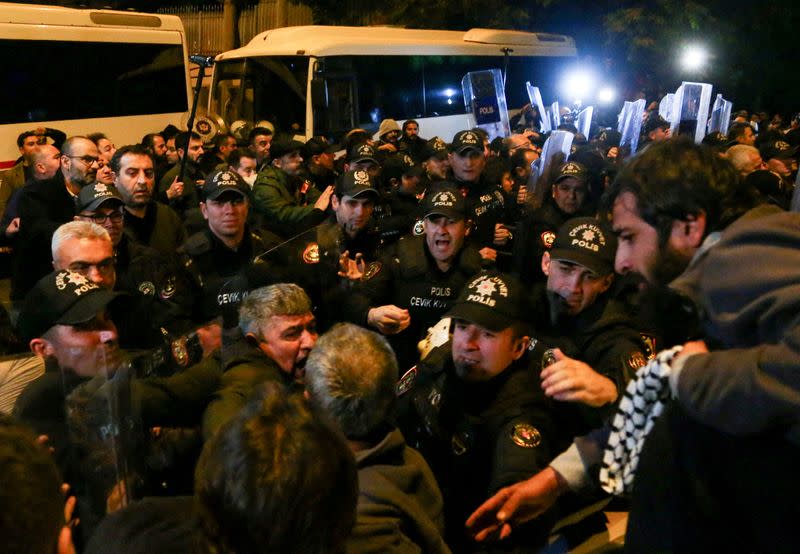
302;242;320;264
412;219;425;236
540;231;556;249
160;277;176;300
640;333;657;360
626;351;648;371
138;281;156;296
362;261;382;281
396;366;417;396
510;423;542;448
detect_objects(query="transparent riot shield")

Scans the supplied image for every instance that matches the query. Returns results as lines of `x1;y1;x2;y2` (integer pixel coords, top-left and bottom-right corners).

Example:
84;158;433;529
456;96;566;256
669;82;713;144
659;93;675;123
461;69;511;140
792;172;800;212
707;94;733;136
576;106;594;139
63;344;143;535
618;99;646;155
528;130;574;209
550;101;561;129
526;83;551;133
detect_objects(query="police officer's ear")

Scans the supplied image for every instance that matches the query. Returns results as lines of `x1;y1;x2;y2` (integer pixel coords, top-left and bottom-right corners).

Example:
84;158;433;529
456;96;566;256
244;332;261;348
29;337;55;358
199;202;209;221
510;333;530;362
541;251;551;276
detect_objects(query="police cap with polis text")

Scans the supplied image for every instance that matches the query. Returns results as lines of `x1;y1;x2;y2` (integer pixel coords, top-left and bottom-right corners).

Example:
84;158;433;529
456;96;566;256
759;139;798;161
554;161;588;184
549;217;616;276
450;130;483;155
445;271;528;332
348;143;380;165
335;169;380;200
203;169;250;201
17;270;122;342
77;182;124;213
423;184;466;220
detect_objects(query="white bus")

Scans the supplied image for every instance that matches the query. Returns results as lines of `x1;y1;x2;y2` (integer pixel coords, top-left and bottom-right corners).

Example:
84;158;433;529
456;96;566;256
208;26;576;142
0;3;192;168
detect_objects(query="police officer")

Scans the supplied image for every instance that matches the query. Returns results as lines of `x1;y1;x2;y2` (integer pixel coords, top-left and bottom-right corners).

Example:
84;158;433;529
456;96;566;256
397;270;559;551
420;136;450;188
513;161;593;285
534;217;647;433
345;184;483;370
180;169;275;328
74;184;195;347
447;130;512;262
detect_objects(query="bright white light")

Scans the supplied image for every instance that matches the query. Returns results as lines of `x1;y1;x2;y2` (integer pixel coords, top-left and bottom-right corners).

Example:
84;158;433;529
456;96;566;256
447;99;453;105
681;44;708;71
598;86;616;104
561;69;595;103
443;88;456;98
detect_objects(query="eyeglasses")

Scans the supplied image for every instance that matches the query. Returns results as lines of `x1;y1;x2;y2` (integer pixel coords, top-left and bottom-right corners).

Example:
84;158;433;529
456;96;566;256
68;155;100;166
68;257;116;276
81;211;124;224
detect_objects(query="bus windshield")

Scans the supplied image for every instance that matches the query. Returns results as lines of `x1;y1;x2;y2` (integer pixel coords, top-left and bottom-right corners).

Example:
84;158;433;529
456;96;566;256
210;53;566;138
210;57;309;134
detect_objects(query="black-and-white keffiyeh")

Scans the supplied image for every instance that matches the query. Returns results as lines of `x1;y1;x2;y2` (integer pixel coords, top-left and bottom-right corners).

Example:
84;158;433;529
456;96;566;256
599;345;684;496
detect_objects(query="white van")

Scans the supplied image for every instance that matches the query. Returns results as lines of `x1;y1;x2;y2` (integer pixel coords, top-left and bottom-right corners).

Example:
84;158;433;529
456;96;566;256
0;2;191;167
208;25;576;141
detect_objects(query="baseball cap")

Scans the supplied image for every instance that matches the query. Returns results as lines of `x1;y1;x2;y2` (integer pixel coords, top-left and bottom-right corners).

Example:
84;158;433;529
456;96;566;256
548;217;617;276
77;183;124;213
348;143;379;165
596;129;621;148
450;130;483;155
303;136;338;158
382;155;423;183
554;161;588;184
203;169;250;201
759;139;798;160
423;137;449;160
17;269;122;342
269;136;304;159
422;184;466;220
335;169;380;199
445;271;527;332
644;115;670;134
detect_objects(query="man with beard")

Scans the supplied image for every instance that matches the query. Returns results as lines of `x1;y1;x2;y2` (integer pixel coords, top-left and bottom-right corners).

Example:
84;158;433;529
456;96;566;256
113;144;186;256
202;283;317;440
252;136;332;237
12;136;100;304
344;184;483;370
158;131;205;220
466;138;779;549
399;119;427;163
397;270;560;552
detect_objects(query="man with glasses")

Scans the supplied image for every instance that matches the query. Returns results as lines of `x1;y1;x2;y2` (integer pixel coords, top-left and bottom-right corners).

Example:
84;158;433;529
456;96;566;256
73;185;195;348
11;136;100;305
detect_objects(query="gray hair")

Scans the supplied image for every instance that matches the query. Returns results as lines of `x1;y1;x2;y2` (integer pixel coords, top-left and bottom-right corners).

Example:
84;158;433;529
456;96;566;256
304;323;398;439
725;144;760;174
51;221;110;262
238;283;312;337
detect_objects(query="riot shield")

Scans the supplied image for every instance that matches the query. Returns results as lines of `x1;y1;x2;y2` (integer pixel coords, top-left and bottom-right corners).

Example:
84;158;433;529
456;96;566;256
63;345;143;534
669;82;713;144
550;101;561;129
792;171;800;212
618;99;646;155
526;83;551;133
659;93;675;123
528;130;574;209
576;106;594;139
461;69;511;140
707;94;733;136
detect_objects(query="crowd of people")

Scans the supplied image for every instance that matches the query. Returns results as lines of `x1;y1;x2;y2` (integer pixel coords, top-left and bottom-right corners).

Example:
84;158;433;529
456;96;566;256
0;103;798;553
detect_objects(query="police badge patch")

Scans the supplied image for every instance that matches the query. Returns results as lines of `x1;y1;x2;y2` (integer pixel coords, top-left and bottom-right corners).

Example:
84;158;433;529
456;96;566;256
302;243;320;264
412;219;425;236
640;333;657;360
510;423;542;448
541;231;556;249
160;277;176;300
395;366;417;396
138;281;156;296
626;351;647;371
362;261;382;281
